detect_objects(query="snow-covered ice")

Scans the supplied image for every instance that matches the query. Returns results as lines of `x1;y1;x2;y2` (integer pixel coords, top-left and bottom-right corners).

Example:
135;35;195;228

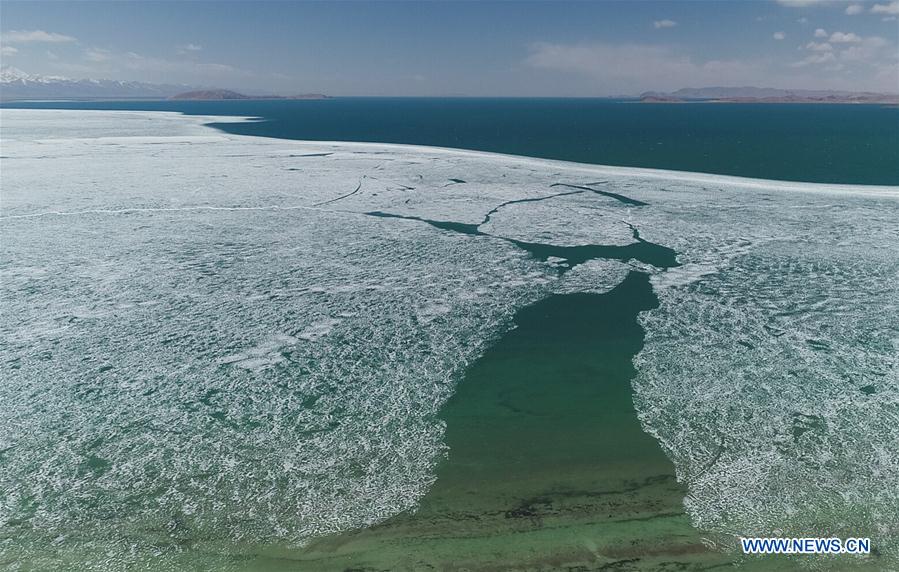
1;109;897;569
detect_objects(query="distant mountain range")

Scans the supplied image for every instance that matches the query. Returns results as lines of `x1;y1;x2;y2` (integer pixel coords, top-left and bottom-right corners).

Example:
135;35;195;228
0;67;329;101
170;89;328;100
640;86;899;104
2;67;895;103
0;66;193;100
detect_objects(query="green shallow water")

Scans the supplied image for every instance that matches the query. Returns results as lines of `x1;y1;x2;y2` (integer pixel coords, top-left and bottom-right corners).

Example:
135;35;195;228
241;273;875;571
309;272;714;570
3;108;895;571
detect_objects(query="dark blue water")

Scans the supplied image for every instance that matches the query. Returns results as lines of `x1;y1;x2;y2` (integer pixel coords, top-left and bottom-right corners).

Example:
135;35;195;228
4;98;898;185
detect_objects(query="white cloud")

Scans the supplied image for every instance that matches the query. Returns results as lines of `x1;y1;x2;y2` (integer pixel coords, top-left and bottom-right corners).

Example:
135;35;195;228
1;45;18;56
797;17;810;23
814;28;828;38
269;71;293;81
793;51;838;66
806;41;834;51
773;31;787;40
119;50;238;75
87;48;244;79
776;0;833;6
653;19;678;29
525;42;769;91
43;44;251;88
1;30;76;44
838;35;891;61
796;30;896;81
845;4;864;14
829;31;862;43
84;48;112;62
522;36;897;93
883;15;898;20
176;43;203;55
871;1;899;14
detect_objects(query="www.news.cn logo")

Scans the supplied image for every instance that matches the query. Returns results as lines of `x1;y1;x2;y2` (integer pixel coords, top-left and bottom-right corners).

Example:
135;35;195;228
741;537;871;555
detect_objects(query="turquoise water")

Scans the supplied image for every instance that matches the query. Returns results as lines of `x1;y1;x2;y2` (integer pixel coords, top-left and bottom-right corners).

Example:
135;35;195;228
2;107;897;571
3;98;898;185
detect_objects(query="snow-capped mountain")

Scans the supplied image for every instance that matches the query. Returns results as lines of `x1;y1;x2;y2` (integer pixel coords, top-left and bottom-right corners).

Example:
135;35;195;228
0;66;195;100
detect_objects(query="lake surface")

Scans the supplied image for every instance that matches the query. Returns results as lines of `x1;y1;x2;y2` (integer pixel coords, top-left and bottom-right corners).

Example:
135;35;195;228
1;108;896;571
4;98;898;185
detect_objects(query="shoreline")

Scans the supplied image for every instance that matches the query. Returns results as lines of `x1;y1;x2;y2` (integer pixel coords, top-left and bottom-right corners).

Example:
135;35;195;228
2;105;898;189
2;108;895;571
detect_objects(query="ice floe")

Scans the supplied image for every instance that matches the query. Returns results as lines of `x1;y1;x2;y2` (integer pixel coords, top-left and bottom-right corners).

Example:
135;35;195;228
1;109;897;570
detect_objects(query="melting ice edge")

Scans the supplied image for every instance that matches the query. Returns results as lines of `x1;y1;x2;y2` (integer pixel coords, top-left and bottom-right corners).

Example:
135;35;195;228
1;109;898;569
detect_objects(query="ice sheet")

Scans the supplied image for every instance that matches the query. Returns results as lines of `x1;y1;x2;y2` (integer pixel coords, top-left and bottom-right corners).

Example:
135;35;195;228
1;109;897;569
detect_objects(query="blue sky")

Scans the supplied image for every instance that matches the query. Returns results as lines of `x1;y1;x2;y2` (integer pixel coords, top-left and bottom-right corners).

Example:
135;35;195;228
1;0;897;95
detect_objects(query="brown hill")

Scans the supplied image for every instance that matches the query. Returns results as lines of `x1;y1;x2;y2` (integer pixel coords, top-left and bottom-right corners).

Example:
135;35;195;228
170;89;328;101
